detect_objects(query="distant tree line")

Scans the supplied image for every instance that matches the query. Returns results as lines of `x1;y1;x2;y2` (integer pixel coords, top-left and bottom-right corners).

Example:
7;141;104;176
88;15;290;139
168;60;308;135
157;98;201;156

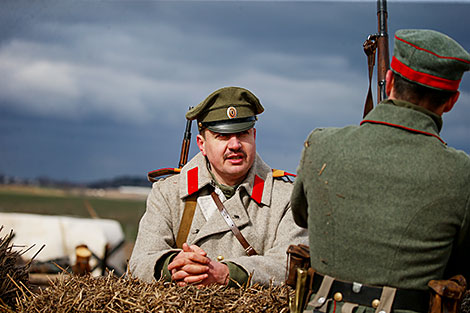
88;176;151;189
0;174;151;189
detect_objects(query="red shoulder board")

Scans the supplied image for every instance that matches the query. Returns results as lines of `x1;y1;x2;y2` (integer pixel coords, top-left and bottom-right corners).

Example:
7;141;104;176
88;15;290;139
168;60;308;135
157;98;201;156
148;168;181;182
272;169;296;178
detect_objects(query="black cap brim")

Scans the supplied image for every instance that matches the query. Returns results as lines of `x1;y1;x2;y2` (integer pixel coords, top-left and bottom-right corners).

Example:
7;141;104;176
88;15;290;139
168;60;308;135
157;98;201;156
202;116;256;134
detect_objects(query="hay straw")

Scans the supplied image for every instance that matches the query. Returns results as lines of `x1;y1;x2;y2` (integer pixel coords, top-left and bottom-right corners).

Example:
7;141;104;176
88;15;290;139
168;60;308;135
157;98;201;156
0;227;31;311
14;273;291;313
13;274;468;313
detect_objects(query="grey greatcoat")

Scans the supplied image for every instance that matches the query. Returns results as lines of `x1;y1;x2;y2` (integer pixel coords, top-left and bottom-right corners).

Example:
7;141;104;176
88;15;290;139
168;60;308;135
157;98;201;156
129;152;308;285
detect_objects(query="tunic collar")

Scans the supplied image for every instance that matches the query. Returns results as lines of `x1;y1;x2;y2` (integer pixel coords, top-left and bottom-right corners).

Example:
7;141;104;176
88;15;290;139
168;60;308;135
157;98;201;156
363;99;443;134
179;152;273;206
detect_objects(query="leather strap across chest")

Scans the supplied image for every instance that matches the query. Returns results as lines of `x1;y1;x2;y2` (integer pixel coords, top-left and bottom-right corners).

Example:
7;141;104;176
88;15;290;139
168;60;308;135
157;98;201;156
176;164;260;254
210;191;258;256
176;188;258;256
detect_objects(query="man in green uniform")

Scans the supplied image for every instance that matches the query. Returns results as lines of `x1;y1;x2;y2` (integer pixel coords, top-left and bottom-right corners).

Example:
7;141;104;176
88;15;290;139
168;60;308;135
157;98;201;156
130;86;307;287
291;29;470;312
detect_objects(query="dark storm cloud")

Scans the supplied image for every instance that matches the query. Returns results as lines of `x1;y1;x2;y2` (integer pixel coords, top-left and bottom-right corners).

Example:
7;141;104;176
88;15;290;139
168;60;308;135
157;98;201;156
0;1;469;181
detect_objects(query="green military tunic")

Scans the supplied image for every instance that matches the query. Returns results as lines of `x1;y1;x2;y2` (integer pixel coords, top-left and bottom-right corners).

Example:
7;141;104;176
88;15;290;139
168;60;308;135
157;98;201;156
130;152;308;285
291;99;470;309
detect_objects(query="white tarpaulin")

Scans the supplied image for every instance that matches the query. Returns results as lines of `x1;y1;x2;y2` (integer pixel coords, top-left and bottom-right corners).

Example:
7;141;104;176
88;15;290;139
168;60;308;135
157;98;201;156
0;212;126;275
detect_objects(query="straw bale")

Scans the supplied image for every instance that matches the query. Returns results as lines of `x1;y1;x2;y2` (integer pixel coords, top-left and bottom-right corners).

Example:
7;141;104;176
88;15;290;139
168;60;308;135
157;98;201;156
5;269;470;313
0;227;31;312
14;273;290;312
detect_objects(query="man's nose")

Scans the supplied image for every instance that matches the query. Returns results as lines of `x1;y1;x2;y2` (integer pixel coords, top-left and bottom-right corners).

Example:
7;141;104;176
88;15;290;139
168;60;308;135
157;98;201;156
227;135;242;150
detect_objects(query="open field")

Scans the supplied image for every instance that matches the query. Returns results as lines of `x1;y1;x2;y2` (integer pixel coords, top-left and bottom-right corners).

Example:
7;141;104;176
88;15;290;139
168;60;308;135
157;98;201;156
0;185;146;242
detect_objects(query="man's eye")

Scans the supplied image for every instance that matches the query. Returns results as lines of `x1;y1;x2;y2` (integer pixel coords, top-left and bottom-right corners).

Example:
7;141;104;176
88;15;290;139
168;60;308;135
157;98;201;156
215;134;228;140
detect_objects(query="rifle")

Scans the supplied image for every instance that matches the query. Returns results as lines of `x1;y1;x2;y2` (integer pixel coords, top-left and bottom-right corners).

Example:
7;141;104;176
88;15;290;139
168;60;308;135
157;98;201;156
178;107;193;169
363;0;390;117
147;107;193;182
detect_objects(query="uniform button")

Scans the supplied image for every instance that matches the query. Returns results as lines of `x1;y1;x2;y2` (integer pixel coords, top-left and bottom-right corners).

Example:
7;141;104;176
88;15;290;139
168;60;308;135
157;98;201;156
333;292;343;302
217;255;224;262
193;229;199;234
371;299;380;308
233;215;240;219
317;297;326;304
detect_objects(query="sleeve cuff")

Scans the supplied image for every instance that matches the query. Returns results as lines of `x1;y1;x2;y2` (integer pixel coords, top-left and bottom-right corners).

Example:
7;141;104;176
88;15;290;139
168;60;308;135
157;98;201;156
224;261;249;287
154;252;178;281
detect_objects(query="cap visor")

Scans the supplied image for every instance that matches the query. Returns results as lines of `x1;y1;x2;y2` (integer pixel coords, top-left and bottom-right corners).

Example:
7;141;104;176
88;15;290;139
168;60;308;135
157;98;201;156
207;120;255;134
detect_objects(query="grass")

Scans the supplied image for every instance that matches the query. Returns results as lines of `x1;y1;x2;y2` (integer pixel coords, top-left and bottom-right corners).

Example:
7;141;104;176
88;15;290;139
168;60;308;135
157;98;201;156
0;185;146;242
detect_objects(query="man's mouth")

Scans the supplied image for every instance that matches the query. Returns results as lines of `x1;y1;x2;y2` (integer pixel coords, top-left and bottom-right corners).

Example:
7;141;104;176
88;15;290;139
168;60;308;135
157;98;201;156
224;152;246;164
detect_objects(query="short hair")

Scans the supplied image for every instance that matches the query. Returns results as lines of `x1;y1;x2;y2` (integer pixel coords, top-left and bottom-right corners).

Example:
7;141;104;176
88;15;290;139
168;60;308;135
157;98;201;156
199;128;206;136
392;73;455;110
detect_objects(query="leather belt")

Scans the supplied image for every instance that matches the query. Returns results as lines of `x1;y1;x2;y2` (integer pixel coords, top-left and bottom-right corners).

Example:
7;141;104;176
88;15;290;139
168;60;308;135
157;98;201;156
210;191;257;256
311;273;429;313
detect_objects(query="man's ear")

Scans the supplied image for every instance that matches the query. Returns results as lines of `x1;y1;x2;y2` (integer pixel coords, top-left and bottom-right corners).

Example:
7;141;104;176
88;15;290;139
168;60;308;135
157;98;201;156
443;91;460;113
385;70;394;97
196;133;207;156
253;128;256;140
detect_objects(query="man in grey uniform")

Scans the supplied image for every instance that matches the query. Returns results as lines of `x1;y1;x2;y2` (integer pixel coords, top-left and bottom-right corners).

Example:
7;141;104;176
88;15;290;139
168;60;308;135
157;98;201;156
130;86;307;287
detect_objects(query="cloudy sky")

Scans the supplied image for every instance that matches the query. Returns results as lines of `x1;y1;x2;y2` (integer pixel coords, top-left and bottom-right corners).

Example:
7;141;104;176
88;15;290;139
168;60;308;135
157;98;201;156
1;0;469;183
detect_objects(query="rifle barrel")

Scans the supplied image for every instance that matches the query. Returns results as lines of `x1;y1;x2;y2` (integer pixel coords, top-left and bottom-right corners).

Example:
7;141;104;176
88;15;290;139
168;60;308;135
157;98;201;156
376;0;390;103
377;0;387;35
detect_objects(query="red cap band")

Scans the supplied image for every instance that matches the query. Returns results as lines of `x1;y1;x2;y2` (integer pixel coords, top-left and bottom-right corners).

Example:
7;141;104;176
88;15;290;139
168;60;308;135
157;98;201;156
390;57;461;91
391;56;461;91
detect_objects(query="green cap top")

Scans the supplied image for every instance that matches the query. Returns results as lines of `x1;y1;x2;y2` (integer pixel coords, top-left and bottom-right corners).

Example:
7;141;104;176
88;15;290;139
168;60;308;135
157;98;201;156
186;86;264;133
391;29;470;91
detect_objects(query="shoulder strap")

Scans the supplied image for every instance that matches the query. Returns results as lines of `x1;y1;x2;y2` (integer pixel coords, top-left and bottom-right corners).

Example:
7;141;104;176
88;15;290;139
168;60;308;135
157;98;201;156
175;193;198;249
272;169;296;178
210;191;258;256
148;168;181;183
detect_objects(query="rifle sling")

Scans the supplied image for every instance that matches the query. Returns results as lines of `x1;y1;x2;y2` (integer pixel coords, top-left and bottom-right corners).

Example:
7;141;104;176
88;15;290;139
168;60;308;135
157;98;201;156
175;193;198;249
363;36;377;118
210;191;258;256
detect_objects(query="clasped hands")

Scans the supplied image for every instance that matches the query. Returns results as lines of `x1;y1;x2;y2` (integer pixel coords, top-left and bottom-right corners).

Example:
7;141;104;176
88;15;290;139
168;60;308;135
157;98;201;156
168;243;229;287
